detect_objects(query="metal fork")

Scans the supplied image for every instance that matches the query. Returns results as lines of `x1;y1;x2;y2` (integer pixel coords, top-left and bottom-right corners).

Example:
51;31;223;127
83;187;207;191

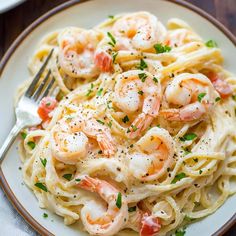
0;49;55;164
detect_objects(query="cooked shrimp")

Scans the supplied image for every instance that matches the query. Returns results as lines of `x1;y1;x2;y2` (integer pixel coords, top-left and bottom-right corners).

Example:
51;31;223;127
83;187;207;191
50;116;115;164
160;73;218;121
58;27;102;79
113;12;166;51
76;175;128;236
94;12;166;72
207;71;233;98
129;127;174;181
128;207;161;236
114;70;161;139
37;96;57;121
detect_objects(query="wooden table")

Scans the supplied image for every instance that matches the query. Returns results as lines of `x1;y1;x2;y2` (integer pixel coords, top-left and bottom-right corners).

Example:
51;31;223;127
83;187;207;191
0;0;235;235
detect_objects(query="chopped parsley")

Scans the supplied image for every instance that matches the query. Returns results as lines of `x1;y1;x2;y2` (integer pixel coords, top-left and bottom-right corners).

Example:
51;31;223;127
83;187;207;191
122;115;130;123
171;172;186;184
96;119;105;125
107;32;116;47
107;100;112;109
108;15;114;19
183;148;191;155
131;125;138;131
175;227;186;236
43;213;48;218
232;95;236;101
97;88;103;96
198;92;206;102
184;215;194;222
35;182;48;192
27;141;36;150
205;39;218;48
40;158;47;167
98;150;103;154
138;90;144;95
112;51;118;63
154;43;171;53
86;83;94;97
75;178;81;182
116;192;122;209
21;132;27;139
107;121;112;128
215;97;221;102
136;58;148;70
128;206;136;212
193;158;199;163
138;73;147;82
45;102;51;107
153;77;158;83
180;133;197;141
199;169;203;174
63;174;72;181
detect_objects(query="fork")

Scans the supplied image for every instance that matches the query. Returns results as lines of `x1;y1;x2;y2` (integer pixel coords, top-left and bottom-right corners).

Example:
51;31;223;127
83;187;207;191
0;49;55;164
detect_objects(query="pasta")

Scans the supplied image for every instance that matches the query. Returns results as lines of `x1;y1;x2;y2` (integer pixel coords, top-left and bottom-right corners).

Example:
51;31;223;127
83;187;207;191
18;11;236;236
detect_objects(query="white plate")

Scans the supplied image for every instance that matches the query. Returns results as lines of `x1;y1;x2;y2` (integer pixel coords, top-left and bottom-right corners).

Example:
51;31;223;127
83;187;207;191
0;0;235;235
0;0;25;13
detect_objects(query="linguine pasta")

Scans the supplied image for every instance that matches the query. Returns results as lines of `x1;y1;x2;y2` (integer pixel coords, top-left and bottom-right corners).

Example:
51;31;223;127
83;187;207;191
18;12;236;236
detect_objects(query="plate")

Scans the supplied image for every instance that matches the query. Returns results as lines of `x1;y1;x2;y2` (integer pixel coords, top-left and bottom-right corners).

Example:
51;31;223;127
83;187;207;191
0;0;235;235
0;0;25;13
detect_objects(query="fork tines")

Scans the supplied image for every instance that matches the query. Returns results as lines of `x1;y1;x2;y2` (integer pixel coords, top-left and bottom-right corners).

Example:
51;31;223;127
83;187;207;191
25;49;55;102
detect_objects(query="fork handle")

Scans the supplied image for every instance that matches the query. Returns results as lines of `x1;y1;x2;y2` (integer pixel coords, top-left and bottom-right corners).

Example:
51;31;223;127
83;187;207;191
0;123;24;164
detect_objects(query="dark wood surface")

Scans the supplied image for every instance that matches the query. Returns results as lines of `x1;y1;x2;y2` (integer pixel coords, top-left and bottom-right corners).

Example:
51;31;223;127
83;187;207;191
0;0;235;235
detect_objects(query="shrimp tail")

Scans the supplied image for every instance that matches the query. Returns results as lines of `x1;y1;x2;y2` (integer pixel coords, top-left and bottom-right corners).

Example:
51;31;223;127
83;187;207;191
208;72;232;98
76;175;98;192
97;133;116;157
160;102;207;121
128;114;154;139
94;50;113;72
140;213;161;236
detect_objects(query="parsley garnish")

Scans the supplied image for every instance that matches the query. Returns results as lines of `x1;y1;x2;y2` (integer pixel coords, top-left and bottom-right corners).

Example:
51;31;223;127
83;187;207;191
43;213;48;218
40;158;47;167
215;97;221;102
153;77;158;83
180;133;197;141
116;192;122;209
138;73;147;82
128;206;136;212
112;51;118;63
97;88;103;96
171;172;186;184
27;141;36;150
21;132;27;139
205;40;218;48
75;178;81;182
232;95;236;101
86;83;94;97
46;102;51;107
175;227;186;236
154;43;171;53
193;158;198;163
98;150;103;154
96;119;105;125
183;148;191;155
136;59;148;70
138;90;144;95
108;15;114;19
199;169;203;174
122;115;129;123
198;92;206;102
107;121;112;128
63;174;72;181
131;125;138;131
107;100;112;109
107;32;116;47
35;182;48;192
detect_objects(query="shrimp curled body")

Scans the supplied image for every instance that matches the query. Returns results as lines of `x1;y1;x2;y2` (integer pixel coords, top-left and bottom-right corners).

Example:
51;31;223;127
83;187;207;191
76;175;128;236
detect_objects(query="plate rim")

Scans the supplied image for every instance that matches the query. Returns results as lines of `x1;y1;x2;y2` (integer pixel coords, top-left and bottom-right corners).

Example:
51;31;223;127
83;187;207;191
0;0;235;235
